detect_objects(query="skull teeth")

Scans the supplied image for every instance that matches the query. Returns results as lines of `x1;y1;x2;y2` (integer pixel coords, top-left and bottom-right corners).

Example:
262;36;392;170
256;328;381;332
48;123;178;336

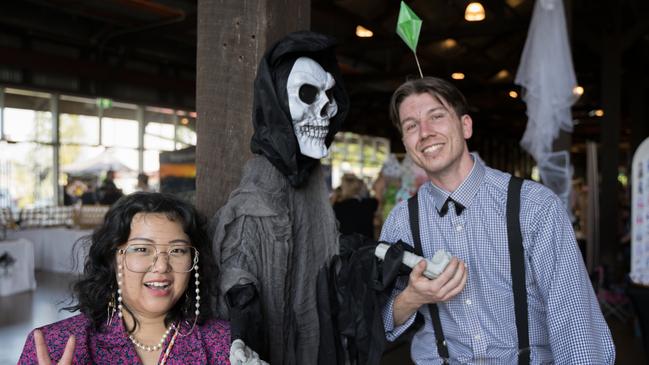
299;125;328;139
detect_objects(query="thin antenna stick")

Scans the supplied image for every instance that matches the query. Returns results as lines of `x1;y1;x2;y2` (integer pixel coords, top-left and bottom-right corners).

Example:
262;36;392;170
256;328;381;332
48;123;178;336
414;52;423;78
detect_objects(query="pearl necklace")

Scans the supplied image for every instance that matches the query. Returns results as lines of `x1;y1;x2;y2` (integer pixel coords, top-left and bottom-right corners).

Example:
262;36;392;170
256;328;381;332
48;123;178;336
128;325;173;352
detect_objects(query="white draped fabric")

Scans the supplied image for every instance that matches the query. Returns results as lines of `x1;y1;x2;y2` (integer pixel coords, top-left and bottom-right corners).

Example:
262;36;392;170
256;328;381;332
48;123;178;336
7;228;91;274
0;239;37;296
515;0;576;211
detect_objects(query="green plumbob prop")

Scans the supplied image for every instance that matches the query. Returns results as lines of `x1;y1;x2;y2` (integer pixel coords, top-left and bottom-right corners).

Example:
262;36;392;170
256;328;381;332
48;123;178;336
396;1;424;78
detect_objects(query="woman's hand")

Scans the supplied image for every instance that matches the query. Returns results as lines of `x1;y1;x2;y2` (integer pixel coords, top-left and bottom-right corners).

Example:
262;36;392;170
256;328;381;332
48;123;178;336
34;329;75;365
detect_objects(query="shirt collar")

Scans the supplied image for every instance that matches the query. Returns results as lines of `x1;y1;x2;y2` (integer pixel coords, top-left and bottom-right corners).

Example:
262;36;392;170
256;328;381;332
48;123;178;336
426;153;485;213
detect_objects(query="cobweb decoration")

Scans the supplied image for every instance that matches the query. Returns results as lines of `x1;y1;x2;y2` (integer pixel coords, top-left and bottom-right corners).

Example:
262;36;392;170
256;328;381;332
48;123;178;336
515;0;577;213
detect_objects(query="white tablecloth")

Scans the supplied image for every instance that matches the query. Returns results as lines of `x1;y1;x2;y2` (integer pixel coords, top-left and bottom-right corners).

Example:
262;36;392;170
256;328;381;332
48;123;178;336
7;228;92;273
0;239;37;296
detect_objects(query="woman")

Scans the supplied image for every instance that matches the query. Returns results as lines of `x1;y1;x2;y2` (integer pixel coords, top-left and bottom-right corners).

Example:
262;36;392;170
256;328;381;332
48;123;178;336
19;192;230;364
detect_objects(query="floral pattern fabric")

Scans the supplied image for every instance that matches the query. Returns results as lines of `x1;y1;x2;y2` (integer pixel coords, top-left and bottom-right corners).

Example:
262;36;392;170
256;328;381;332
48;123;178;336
19;314;230;364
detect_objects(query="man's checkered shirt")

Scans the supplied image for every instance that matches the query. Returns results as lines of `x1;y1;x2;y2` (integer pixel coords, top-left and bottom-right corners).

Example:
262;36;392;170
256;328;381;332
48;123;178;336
381;154;615;364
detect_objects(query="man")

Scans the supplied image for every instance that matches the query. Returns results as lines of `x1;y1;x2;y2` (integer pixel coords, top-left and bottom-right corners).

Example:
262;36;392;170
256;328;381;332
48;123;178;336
381;77;614;364
211;31;348;365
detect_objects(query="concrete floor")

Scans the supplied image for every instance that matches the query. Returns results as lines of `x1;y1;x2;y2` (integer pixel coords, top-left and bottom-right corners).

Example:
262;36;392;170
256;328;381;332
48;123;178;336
0;271;646;365
0;271;77;365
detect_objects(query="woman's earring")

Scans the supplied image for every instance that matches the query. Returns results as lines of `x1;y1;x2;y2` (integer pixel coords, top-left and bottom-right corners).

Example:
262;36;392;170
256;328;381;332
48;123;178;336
117;263;124;318
107;292;116;326
194;264;200;319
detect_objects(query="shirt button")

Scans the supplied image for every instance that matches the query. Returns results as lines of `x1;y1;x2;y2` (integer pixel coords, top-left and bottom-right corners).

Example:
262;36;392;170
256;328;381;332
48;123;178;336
456;225;463;232
465;299;472;305
474;335;481;341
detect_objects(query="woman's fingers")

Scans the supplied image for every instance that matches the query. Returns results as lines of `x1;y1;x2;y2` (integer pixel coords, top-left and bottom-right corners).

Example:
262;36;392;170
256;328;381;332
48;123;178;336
33;330;76;365
58;335;76;365
34;330;52;365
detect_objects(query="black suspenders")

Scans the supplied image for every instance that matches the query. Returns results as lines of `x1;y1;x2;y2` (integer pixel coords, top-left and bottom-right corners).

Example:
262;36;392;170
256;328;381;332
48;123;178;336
506;177;531;364
408;192;450;362
407;176;529;364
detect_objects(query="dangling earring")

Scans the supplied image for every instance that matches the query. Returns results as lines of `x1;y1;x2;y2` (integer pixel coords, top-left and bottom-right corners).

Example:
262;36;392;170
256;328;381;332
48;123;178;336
176;264;200;336
117;263;124;319
107;292;116;326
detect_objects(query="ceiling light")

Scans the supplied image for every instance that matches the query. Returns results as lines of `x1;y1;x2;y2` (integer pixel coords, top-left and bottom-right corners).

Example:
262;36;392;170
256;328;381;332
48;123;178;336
573;86;584;96
451;72;465;80
442;38;458;49
506;0;524;7
355;25;373;38
495;69;510;80
508;90;518;98
465;2;486;22
588;109;604;117
180;118;189;125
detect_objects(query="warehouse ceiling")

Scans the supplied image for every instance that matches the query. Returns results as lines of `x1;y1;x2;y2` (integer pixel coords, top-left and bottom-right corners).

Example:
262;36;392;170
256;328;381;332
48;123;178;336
0;0;647;151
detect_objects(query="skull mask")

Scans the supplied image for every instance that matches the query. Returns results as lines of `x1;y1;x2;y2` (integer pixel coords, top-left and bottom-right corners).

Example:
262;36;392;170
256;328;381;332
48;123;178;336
286;57;338;159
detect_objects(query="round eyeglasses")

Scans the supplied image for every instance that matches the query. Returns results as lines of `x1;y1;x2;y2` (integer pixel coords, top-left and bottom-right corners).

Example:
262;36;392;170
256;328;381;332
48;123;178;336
118;244;199;273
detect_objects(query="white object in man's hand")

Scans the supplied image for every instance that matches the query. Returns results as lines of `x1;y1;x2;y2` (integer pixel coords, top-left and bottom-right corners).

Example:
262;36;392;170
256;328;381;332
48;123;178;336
375;243;452;279
229;339;269;365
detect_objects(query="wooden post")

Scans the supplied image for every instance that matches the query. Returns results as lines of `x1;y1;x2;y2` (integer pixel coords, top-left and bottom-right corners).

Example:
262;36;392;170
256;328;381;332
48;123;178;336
195;0;310;218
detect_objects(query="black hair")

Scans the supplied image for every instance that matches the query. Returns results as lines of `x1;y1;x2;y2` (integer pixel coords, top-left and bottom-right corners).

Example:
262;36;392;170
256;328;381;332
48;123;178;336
65;192;218;332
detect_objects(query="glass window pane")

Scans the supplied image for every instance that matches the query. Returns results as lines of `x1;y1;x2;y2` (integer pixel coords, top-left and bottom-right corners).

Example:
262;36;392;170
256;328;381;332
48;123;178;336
60;114;100;145
176;124;196;148
0;141;54;208
3;108;52;143
144;150;161;173
102;118;139;148
145;122;175;151
59;94;100;145
101;101;139;148
328;132;391;188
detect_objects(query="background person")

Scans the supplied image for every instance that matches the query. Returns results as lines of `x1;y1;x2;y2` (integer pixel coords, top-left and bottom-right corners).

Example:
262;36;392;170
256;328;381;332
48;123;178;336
381;77;614;364
19;192;230;364
333;173;378;238
98;170;124;205
135;172;152;192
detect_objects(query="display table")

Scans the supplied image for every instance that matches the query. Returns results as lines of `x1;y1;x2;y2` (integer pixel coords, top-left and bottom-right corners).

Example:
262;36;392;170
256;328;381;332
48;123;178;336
0;239;37;296
7;228;92;274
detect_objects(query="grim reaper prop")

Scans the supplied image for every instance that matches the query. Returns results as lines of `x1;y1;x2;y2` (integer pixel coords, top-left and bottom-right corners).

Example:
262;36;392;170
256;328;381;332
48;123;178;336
210;31;349;365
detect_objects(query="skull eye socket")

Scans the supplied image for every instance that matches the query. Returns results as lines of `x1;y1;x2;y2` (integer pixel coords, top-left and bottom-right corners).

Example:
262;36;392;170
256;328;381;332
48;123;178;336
299;84;318;104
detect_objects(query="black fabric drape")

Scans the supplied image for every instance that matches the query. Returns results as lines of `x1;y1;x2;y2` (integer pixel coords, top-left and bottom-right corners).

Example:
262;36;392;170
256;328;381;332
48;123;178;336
317;234;414;364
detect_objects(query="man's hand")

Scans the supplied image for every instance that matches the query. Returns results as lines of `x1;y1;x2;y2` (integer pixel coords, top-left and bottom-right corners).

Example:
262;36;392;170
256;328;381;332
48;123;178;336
34;329;75;365
393;257;468;326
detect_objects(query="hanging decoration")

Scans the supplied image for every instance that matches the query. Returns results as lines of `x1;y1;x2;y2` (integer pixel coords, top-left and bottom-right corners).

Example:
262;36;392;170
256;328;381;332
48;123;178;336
515;0;577;212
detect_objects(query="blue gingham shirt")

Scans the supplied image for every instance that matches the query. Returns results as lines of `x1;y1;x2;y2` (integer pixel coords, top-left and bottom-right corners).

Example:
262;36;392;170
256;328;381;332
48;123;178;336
381;154;615;364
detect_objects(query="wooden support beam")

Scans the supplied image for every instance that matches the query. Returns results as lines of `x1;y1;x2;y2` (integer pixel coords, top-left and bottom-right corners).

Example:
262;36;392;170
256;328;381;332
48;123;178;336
195;0;310;218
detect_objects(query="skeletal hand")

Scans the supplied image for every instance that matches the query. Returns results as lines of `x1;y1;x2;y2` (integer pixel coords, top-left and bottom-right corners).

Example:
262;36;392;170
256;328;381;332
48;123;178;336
229;339;269;365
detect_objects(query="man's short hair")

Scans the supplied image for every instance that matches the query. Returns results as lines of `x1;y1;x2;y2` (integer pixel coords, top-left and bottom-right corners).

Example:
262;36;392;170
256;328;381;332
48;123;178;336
389;77;470;134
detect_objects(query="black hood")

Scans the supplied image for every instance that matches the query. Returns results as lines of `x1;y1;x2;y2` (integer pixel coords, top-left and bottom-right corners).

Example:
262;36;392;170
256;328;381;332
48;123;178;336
250;31;349;187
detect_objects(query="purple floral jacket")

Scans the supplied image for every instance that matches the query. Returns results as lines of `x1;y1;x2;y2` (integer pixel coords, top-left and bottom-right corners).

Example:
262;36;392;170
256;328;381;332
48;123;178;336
19;314;230;364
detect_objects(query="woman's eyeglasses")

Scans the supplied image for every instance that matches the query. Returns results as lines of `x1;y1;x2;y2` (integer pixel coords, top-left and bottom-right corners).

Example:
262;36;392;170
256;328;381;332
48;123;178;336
118;244;198;273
